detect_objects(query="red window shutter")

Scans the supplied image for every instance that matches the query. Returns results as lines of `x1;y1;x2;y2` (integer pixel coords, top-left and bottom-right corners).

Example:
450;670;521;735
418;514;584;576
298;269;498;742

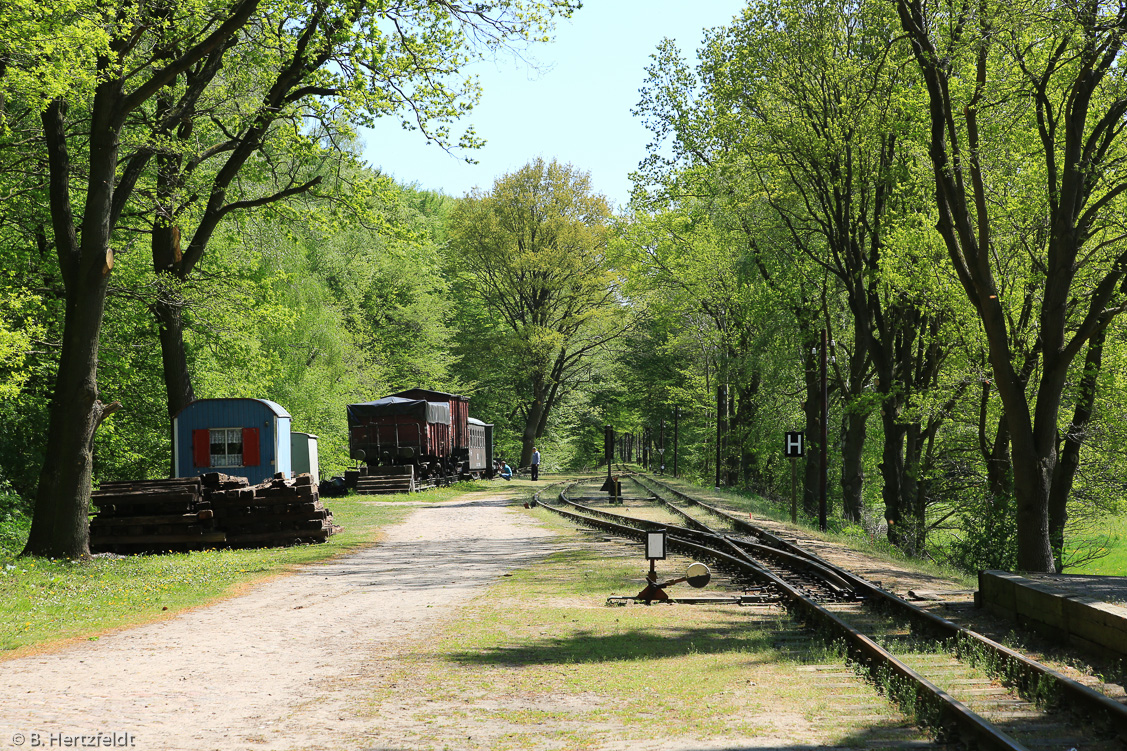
242;427;260;466
192;429;211;468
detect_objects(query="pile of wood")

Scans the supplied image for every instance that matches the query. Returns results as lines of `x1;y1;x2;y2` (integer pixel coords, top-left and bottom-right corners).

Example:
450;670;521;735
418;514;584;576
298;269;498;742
208;473;339;547
352;465;416;495
90;478;223;553
90;473;341;554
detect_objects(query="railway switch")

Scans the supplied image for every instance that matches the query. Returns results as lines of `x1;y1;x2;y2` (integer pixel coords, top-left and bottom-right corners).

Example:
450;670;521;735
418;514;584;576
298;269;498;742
635;530;711;603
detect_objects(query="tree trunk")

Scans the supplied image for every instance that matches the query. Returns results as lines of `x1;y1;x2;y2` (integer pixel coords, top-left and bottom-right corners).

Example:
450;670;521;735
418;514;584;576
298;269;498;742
979;382;1013;500
23;279;115;558
1048;327;1106;570
803;351;820;516
1008;437;1056;572
879;403;910;550
153;287;195;422
737;374;765;490
24;89;122;559
904;422;924;553
520;375;545;468
840;406;866;523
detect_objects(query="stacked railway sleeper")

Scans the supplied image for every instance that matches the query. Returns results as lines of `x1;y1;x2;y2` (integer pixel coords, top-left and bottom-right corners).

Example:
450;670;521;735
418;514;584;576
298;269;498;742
90;477;223;552
534;473;1127;750
208;473;339;547
91;473;340;553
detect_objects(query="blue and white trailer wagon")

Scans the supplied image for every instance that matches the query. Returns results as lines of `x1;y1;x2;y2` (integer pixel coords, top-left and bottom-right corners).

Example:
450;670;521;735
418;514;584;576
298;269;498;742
172;398;292;485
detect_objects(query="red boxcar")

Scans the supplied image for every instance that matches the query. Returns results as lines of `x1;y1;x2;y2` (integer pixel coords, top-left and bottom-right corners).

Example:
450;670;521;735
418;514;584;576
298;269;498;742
347;389;489;479
391;389;469;449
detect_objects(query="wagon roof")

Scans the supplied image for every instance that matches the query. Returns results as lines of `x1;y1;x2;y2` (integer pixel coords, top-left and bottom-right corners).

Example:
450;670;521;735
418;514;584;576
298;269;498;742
390;388;467;402
173;397;292;420
347;397;451;425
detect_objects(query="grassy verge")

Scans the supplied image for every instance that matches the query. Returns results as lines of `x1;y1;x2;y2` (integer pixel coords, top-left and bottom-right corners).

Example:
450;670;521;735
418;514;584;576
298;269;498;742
0;481;499;656
1066;513;1127;575
343;508;925;751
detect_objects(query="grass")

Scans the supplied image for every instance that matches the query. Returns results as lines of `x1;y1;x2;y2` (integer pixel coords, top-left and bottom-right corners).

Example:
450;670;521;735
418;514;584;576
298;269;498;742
1066;513;1127;575
345;507;926;751
0;480;498;656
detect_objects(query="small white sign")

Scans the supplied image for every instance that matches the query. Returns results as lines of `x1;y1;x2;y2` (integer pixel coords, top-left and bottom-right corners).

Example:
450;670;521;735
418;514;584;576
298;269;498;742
646;530;666;560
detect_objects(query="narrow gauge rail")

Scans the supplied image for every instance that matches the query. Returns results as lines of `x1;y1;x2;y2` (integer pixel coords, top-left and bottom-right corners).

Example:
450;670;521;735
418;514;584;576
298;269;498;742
533;474;1127;751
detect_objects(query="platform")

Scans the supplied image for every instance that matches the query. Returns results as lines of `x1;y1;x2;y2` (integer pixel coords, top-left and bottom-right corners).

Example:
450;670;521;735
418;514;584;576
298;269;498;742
977;570;1127;660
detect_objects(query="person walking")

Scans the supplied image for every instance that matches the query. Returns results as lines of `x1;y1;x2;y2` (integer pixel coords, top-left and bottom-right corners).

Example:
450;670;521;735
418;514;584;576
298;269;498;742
531;447;541;481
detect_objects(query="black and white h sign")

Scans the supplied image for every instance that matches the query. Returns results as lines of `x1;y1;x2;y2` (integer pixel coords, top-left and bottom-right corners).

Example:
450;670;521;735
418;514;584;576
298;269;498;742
784;431;805;458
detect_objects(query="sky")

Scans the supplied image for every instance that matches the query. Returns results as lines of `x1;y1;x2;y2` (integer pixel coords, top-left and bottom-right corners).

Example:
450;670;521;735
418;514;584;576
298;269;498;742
359;2;747;210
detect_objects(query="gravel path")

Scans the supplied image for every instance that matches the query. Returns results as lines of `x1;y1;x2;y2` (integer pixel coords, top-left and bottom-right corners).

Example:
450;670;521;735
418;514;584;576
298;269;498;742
0;493;557;750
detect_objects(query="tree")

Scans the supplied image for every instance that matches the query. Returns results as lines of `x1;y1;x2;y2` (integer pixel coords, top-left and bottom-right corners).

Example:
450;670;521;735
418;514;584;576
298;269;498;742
448;158;627;467
22;0;262;559
894;0;1127;571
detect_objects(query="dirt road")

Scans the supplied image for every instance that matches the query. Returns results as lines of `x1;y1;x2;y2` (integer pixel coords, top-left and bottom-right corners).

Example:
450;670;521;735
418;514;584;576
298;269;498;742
0;493;556;750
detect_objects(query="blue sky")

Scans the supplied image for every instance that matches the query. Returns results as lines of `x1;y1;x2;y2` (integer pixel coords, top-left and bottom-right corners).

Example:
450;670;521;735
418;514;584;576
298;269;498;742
360;2;747;210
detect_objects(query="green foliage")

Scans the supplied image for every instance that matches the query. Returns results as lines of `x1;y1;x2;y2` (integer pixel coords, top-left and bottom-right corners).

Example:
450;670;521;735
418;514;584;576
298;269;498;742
0;0;111;115
0;480;31;558
180;178;460;476
0;288;45;401
938;495;1020;573
447;158;627;466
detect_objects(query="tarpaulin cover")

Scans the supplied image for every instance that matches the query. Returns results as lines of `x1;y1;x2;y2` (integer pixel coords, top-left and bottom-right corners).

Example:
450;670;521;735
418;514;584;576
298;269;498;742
347;397;451;425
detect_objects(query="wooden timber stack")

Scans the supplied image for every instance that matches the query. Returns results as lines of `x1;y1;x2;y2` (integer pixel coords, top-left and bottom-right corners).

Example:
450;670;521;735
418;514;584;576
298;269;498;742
208;473;340;547
354;465;415;495
90;473;341;553
90;478;224;553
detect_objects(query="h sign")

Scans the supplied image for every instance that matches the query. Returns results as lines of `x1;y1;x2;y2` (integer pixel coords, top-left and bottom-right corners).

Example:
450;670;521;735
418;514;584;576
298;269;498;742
784;431;805;458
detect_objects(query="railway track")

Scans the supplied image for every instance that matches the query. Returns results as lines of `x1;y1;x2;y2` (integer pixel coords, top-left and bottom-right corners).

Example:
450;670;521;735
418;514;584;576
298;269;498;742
532;472;1127;751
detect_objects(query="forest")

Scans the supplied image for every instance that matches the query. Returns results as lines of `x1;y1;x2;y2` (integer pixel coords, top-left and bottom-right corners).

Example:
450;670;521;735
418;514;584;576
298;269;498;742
2;0;1127;574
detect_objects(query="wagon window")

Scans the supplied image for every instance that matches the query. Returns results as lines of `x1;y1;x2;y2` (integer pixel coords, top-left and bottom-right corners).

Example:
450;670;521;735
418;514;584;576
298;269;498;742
210;428;243;467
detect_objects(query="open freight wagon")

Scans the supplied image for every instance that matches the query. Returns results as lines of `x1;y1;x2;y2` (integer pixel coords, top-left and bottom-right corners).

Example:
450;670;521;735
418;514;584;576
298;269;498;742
347;389;492;481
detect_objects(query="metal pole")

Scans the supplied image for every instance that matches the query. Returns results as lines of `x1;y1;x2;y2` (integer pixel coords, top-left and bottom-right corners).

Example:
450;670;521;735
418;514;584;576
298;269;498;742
791;457;798;524
659;419;665;475
820;327;828;532
604;424;613;478
715;384;724;488
673;407;680;478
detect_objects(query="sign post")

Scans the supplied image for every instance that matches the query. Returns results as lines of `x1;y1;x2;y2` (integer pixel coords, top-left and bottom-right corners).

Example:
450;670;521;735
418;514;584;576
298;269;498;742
784;431;805;523
673;406;680;478
604;424;614;477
